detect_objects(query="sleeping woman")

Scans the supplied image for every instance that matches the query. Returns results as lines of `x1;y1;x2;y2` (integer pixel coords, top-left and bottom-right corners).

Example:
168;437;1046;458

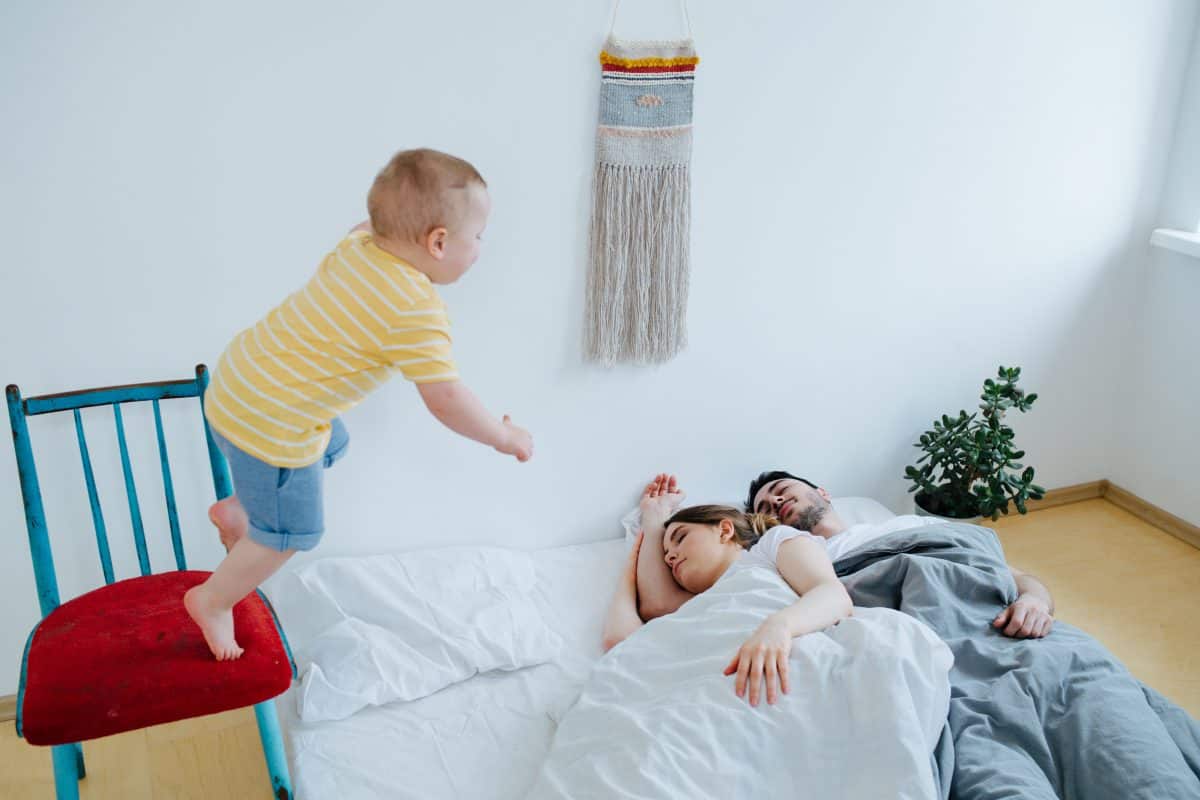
602;473;853;707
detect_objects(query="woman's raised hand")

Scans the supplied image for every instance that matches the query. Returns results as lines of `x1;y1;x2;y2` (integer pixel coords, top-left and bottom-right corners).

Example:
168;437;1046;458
724;614;792;707
638;473;685;522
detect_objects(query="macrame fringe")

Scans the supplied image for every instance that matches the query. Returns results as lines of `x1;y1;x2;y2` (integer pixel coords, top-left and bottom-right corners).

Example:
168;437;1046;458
584;163;691;366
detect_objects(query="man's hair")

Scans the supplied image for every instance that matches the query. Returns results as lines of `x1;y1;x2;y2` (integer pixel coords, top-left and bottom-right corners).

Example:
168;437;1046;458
367;148;486;243
744;470;819;513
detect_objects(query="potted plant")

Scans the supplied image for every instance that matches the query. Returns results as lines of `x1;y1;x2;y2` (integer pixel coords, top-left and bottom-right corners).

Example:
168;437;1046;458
904;366;1046;522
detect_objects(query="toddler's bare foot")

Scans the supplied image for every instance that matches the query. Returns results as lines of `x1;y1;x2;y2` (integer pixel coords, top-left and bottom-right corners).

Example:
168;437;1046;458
209;497;248;552
184;585;243;661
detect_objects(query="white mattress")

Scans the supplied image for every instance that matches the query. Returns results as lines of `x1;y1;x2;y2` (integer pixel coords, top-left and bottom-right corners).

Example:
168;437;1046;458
279;538;628;800
278;497;897;799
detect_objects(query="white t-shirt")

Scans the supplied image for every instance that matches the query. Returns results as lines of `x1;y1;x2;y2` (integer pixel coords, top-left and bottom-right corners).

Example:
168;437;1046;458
742;515;929;571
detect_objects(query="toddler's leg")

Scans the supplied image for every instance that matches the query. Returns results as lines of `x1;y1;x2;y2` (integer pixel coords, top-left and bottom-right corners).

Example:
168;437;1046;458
208;496;248;551
184;538;293;660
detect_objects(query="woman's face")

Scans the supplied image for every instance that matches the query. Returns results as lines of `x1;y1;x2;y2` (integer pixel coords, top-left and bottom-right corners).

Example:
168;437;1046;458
662;518;741;593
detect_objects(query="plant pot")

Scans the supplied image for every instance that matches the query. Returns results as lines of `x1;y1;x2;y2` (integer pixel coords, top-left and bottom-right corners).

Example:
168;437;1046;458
913;492;983;525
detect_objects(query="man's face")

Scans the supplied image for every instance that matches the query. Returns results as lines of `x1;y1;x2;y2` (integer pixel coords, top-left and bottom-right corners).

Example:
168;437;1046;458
752;478;832;530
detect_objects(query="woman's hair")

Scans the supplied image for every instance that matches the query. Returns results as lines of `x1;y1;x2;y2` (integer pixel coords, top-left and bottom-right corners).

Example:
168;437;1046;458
664;505;780;550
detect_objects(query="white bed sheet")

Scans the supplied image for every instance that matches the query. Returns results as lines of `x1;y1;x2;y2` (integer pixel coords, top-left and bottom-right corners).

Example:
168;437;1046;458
279;538;628;800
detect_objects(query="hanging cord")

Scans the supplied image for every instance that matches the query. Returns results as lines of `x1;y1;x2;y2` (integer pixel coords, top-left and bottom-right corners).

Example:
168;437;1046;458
607;0;693;40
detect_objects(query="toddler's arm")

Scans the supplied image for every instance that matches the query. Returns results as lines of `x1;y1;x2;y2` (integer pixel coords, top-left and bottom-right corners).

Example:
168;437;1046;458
417;380;533;462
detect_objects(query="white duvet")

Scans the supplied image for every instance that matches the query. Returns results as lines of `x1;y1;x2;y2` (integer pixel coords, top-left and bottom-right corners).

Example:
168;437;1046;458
529;559;953;800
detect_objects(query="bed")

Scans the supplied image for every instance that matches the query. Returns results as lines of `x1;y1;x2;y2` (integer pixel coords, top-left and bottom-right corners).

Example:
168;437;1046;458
271;498;898;800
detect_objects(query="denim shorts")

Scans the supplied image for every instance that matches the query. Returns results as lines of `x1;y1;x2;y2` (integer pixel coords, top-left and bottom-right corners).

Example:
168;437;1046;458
209;418;349;552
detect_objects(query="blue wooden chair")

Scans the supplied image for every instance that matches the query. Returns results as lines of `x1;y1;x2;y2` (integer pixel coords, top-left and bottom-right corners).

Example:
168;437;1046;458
6;365;295;800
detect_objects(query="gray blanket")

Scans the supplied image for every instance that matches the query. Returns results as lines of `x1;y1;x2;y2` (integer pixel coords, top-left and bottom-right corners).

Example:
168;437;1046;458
834;522;1200;800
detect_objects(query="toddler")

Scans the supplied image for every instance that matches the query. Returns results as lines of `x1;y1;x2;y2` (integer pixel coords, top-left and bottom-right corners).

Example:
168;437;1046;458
186;148;533;660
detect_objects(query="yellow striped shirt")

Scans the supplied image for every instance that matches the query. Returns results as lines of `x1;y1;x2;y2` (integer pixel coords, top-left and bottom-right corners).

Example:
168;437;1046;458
205;230;458;467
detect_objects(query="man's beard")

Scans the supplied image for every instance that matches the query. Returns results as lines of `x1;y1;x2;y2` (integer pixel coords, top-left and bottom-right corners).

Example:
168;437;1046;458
793;501;829;531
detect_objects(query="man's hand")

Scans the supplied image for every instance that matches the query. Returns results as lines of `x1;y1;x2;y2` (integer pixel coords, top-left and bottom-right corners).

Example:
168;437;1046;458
494;415;533;462
993;595;1054;639
639;473;685;523
724;614;792;706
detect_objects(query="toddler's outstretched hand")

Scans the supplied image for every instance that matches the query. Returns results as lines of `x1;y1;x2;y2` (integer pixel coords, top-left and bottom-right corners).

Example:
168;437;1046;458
495;415;533;462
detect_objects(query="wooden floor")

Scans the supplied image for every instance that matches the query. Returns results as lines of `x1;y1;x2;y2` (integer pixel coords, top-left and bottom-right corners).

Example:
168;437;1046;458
987;498;1200;716
1;498;1197;799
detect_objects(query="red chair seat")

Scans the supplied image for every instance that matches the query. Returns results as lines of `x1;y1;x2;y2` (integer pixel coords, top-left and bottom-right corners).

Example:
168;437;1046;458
18;570;294;745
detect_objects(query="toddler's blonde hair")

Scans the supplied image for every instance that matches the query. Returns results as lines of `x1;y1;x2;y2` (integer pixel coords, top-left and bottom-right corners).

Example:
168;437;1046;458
368;148;486;243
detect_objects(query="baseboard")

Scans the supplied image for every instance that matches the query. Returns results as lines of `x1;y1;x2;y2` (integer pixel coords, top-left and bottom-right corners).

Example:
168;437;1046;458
1102;482;1200;551
1025;479;1200;551
0;693;14;723
1026;480;1107;511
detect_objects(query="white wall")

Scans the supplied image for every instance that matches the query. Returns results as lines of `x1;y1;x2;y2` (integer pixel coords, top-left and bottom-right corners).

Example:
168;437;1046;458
1112;16;1200;525
1;0;1196;695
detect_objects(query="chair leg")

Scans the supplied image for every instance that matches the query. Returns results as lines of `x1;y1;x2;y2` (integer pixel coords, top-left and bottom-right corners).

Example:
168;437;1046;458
253;699;293;800
73;742;85;779
50;744;81;800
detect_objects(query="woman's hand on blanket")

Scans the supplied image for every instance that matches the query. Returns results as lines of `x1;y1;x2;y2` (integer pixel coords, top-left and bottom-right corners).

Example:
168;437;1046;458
639;473;685;522
993;595;1054;639
724;615;792;707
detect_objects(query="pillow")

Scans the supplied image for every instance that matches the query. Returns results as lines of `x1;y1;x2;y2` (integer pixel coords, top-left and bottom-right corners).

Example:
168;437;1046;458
267;546;562;722
620;496;896;543
833;496;897;526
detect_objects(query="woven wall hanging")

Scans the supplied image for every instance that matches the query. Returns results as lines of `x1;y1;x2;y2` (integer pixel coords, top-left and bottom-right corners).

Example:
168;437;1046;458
584;0;698;365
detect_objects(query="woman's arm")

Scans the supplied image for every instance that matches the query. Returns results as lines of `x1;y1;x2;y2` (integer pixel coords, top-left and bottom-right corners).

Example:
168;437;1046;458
602;532;646;651
771;537;854;636
724;537;853;706
635;474;695;620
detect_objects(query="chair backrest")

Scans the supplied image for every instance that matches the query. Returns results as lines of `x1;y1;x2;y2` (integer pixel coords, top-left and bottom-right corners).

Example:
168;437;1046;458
6;364;231;618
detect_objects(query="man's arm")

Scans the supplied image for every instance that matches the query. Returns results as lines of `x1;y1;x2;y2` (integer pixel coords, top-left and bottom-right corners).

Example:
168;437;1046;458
993;566;1055;639
634;474;693;620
